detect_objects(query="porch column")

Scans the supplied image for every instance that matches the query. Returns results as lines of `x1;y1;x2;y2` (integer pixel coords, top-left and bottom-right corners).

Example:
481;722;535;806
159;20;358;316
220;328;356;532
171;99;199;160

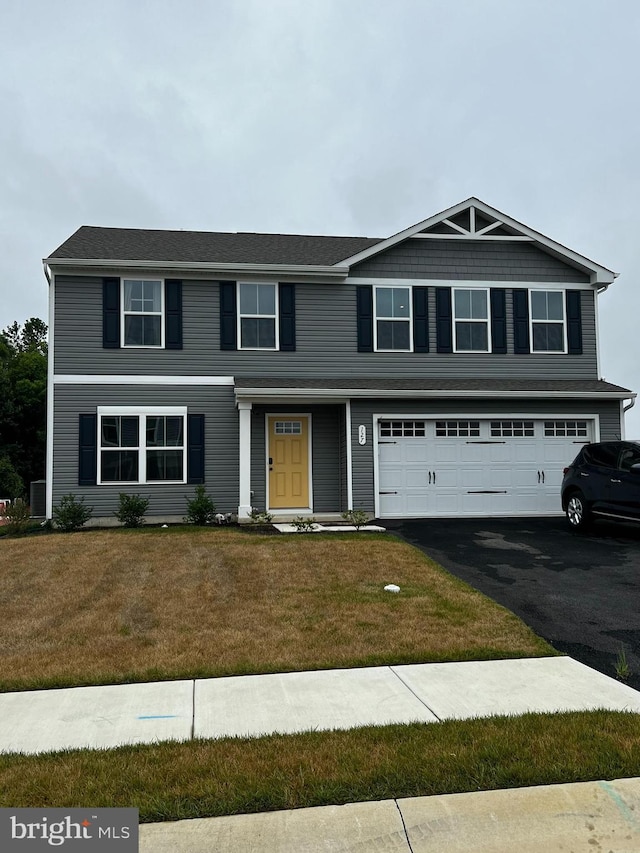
237;401;253;521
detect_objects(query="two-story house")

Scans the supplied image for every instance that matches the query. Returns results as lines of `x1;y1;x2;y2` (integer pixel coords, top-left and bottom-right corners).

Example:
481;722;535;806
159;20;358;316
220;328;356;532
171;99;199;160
43;197;634;523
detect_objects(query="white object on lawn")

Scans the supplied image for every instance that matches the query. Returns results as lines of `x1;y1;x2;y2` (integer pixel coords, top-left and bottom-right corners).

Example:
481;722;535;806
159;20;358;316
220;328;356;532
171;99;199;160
384;584;400;593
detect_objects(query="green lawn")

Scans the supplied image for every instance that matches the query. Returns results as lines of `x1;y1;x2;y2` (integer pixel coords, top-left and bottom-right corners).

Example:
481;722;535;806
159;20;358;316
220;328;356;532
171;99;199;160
2;712;639;820
0;527;553;691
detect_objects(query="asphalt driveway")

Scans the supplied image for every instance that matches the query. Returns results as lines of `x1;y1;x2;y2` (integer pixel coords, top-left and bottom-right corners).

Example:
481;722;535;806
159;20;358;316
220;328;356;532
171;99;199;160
383;517;640;691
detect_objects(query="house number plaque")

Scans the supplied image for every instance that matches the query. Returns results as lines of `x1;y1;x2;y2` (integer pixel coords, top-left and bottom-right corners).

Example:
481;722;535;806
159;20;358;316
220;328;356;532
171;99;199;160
358;425;366;445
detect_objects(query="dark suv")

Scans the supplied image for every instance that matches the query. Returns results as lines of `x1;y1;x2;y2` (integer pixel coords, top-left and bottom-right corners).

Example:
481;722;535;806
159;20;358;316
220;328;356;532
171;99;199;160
561;441;640;530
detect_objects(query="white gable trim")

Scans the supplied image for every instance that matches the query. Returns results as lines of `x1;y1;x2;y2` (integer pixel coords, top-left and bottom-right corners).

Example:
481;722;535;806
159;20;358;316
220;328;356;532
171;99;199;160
337;197;617;285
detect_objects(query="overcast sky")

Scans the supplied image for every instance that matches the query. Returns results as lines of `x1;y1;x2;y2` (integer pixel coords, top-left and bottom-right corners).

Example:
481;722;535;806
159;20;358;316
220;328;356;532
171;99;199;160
1;0;639;431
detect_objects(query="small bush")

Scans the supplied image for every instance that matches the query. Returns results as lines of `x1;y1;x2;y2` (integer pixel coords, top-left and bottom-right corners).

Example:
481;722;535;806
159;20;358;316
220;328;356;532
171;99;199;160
52;494;93;532
184;485;216;526
341;509;370;530
115;493;149;528
1;498;32;535
249;508;274;525
291;516;317;532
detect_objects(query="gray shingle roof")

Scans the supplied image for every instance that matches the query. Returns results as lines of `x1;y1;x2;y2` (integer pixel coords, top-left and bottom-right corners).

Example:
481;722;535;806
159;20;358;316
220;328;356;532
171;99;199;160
234;377;632;394
48;226;380;266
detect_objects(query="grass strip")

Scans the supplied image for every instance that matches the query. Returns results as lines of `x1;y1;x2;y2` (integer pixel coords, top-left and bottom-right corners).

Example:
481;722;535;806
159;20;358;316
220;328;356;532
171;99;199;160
1;711;639;821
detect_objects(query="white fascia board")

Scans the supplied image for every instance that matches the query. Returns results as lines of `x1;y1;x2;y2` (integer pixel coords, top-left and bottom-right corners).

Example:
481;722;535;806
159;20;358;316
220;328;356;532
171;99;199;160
337;196;618;284
43;257;349;280
54;375;235;385
235;387;635;401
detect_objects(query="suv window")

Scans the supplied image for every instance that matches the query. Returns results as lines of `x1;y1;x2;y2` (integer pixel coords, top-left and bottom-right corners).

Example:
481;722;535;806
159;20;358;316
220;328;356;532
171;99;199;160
583;444;619;468
617;445;640;471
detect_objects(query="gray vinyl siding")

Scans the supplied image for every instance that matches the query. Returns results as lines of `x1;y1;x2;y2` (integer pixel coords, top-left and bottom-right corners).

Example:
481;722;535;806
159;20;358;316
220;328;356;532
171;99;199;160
52;385;238;517
349;399;623;513
54;276;599;380
249;405;344;513
349;240;591;282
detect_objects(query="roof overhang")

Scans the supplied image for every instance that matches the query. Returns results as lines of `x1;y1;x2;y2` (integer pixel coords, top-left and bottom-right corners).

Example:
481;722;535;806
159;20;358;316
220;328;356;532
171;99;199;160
42;258;350;281
337;197;618;286
235;386;635;403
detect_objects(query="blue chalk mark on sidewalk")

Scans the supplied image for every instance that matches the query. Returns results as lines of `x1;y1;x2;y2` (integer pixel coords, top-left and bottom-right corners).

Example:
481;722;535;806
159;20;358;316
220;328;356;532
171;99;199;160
137;715;179;720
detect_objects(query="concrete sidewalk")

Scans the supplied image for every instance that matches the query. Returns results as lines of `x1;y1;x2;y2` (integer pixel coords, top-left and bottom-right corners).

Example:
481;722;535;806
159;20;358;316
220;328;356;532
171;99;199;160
1;656;640;755
138;777;640;852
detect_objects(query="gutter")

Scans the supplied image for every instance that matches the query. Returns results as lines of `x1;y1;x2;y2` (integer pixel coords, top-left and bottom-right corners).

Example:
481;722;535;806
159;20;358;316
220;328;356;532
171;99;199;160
43;257;350;280
235;388;636;402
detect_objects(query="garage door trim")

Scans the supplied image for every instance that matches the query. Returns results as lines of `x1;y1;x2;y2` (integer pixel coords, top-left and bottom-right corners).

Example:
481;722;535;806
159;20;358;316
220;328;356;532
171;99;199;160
372;411;601;518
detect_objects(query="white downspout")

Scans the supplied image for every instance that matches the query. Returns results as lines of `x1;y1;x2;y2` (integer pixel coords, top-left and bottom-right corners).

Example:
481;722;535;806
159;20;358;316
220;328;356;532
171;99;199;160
45;266;55;519
622;397;636;440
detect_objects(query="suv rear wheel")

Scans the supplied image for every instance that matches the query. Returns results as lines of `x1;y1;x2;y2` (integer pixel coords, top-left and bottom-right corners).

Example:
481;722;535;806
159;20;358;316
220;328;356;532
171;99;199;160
566;490;591;531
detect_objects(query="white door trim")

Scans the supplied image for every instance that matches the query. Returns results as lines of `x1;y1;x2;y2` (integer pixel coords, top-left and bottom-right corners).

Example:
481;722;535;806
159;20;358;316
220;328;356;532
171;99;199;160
265;413;313;513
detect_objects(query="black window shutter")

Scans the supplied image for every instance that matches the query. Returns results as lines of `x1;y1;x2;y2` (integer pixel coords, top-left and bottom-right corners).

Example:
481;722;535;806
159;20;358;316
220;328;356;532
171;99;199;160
356;286;373;352
103;278;120;348
566;290;583;355
278;283;296;351
78;414;97;486
435;288;453;353
219;281;237;350
513;289;530;354
412;287;429;353
187;414;205;484
490;288;507;354
165;280;183;349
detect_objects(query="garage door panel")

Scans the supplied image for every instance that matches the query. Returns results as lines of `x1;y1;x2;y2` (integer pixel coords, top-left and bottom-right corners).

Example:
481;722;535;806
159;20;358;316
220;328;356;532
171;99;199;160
485;444;514;462
378;444;405;463
377;418;593;518
513;444;539;463
487;468;514;488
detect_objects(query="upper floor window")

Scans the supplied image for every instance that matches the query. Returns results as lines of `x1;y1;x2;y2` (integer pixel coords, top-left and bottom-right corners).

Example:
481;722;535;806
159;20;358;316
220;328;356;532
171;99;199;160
98;407;186;484
530;291;566;353
453;288;489;352
238;283;278;349
123;279;163;347
374;286;411;351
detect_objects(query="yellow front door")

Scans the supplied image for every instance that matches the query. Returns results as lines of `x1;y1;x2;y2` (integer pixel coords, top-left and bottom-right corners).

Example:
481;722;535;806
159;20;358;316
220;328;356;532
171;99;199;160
268;416;310;509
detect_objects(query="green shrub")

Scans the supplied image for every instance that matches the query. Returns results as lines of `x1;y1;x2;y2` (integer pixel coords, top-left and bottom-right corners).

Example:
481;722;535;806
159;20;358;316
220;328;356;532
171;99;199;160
249;508;274;524
291;516;317;532
52;494;93;532
115;493;149;528
341;509;370;530
1;498;32;535
184;485;216;526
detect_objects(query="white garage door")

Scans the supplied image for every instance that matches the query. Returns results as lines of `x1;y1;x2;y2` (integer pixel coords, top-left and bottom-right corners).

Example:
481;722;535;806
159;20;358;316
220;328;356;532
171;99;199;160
377;418;592;518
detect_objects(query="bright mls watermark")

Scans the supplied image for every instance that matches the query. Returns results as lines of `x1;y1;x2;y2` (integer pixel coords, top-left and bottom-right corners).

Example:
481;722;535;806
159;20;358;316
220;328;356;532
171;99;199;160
0;809;138;851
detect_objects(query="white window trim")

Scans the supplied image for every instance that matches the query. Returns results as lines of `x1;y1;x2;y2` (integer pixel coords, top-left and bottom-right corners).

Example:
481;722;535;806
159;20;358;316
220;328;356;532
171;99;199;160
237;281;279;351
452;287;491;353
96;406;187;485
529;290;567;354
373;284;413;352
121;278;165;349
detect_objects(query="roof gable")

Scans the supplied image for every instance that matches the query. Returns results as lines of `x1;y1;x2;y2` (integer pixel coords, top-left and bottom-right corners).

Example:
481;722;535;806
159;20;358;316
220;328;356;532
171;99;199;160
339;198;617;285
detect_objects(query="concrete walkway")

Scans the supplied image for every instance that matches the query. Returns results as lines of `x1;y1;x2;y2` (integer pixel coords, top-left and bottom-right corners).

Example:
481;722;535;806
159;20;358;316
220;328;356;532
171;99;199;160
139;778;640;852
2;656;640;755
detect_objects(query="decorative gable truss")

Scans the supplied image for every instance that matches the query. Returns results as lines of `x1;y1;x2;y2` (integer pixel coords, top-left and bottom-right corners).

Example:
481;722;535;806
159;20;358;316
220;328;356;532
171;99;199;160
340;197;617;286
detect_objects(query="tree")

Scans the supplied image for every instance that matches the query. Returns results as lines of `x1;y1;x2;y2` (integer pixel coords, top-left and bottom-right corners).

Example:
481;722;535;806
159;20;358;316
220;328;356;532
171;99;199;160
0;318;48;498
